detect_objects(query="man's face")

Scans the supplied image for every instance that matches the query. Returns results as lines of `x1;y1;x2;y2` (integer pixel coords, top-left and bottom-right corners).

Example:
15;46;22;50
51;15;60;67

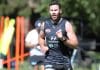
49;4;61;21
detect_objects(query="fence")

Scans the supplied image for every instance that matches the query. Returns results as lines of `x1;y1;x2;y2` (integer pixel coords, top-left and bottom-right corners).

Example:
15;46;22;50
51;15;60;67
0;16;29;70
0;16;100;70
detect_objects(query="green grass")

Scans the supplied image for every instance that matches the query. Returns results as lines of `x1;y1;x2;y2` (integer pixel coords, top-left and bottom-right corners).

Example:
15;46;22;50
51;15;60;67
72;63;100;70
1;59;33;70
1;61;100;70
1;52;100;70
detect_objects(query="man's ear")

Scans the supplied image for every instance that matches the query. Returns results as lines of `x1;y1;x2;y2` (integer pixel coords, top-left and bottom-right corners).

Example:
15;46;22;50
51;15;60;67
60;9;62;14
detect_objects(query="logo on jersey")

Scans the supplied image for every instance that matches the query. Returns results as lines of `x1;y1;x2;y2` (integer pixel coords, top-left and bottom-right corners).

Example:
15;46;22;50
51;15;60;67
51;36;57;40
45;28;51;33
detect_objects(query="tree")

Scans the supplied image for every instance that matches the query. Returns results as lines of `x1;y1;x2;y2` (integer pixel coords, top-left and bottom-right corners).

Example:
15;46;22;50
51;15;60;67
0;0;100;39
0;0;33;17
35;0;100;39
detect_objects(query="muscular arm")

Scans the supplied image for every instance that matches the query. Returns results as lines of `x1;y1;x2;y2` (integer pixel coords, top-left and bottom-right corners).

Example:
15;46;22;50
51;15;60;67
64;21;78;48
39;22;49;53
56;21;78;48
39;30;45;48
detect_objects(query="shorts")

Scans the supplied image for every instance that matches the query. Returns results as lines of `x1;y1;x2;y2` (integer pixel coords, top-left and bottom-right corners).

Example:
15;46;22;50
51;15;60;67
44;55;73;70
44;64;73;70
29;55;45;66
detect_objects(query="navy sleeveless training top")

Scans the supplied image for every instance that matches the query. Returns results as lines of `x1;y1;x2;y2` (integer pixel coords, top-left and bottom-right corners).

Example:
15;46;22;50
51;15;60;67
44;18;72;65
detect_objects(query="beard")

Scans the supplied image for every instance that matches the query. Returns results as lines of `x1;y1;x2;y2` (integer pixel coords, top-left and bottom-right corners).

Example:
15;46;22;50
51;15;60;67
51;15;59;20
50;14;61;22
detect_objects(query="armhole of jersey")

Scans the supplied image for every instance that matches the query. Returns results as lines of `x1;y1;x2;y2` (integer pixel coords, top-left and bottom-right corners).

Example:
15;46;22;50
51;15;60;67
64;19;67;31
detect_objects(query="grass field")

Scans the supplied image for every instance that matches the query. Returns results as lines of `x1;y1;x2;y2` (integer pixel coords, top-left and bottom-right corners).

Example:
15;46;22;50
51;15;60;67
1;60;100;70
1;52;100;70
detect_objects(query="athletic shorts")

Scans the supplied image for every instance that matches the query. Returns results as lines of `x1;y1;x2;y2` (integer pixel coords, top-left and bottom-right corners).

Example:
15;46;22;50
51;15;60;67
44;55;73;70
44;64;73;70
29;55;45;66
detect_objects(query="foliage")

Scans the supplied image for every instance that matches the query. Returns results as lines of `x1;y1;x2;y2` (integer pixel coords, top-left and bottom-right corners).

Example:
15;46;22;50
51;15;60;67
34;0;51;17
0;0;100;38
0;0;31;17
35;0;100;38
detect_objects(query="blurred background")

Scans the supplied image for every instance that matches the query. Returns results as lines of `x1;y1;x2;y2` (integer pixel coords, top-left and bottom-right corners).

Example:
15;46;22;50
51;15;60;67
0;0;100;70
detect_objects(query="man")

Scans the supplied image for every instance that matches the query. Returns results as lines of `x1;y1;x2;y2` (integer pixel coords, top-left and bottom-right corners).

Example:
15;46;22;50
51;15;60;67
39;1;78;70
25;20;45;70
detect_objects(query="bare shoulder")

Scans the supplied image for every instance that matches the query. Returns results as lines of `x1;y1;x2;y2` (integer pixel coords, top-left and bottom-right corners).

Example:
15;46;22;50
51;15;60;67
65;21;74;32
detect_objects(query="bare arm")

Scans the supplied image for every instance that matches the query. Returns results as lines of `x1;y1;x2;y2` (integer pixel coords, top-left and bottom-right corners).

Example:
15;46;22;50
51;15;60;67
56;21;78;48
39;22;49;53
64;21;78;48
39;30;45;48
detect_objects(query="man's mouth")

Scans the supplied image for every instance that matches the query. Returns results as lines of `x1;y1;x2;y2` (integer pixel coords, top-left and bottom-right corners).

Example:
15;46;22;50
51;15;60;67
52;15;56;16
52;15;57;18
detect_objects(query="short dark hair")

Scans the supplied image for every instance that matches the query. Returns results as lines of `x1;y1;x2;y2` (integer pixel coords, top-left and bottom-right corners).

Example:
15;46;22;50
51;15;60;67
49;1;61;9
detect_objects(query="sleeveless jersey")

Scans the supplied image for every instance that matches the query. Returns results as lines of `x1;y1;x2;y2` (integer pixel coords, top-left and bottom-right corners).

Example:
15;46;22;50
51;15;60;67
44;18;72;65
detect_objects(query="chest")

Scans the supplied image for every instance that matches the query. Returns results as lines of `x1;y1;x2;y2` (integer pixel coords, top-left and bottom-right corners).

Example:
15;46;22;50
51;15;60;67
44;20;66;40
